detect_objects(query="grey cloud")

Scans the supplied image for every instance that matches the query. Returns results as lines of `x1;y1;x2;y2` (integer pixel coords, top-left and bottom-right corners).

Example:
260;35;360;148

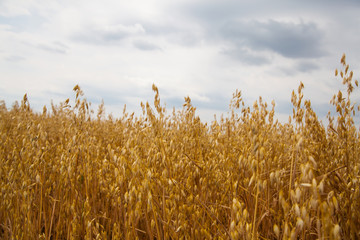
182;1;250;25
220;20;326;59
276;60;321;76
141;22;175;36
133;40;161;51
5;55;25;62
169;32;203;47
296;61;320;73
222;47;271;65
37;41;68;54
73;23;145;45
142;22;203;47
71;19;203;49
184;0;360;25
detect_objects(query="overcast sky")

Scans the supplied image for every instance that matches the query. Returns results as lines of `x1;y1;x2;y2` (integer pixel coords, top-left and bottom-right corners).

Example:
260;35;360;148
1;0;360;123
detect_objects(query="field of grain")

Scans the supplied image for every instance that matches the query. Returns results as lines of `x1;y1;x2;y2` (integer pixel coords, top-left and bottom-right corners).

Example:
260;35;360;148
1;55;360;239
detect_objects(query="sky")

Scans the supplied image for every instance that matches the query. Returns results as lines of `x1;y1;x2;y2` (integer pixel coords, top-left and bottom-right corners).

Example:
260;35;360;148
1;0;360;124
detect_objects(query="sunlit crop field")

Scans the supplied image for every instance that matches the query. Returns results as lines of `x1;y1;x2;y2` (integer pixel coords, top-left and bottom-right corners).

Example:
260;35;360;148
1;55;360;239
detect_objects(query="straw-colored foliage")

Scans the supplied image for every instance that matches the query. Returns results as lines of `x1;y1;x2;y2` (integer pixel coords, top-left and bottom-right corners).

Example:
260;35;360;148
1;54;360;239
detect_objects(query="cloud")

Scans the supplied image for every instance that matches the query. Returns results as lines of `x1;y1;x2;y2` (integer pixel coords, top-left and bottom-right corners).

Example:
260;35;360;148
142;22;203;47
0;14;46;32
275;60;321;76
296;61;320;73
220;19;326;59
0;1;31;17
133;40;161;51
72;23;145;45
222;47;271;65
5;55;26;62
37;41;69;54
0;23;13;31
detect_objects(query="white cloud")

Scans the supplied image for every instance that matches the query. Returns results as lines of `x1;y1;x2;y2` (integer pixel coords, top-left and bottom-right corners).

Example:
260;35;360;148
0;1;31;17
72;23;146;45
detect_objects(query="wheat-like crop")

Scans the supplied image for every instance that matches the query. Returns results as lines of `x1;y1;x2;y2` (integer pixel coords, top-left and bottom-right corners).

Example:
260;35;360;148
1;54;359;239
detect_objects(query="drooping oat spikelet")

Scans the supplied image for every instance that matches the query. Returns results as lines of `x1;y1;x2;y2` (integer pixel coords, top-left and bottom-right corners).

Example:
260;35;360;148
0;54;359;239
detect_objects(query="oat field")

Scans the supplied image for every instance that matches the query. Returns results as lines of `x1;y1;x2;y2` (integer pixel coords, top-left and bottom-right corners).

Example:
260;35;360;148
1;55;360;239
